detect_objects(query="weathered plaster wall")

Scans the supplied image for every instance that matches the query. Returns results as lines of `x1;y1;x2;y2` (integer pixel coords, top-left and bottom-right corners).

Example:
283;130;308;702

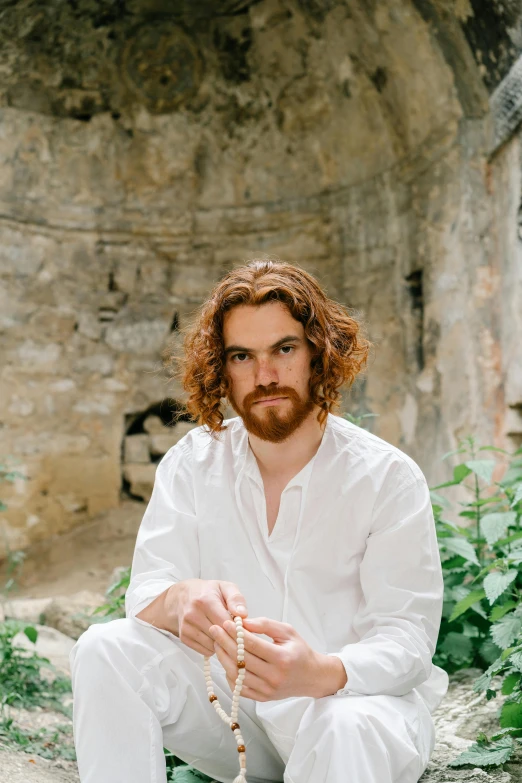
491;132;522;448
0;0;520;557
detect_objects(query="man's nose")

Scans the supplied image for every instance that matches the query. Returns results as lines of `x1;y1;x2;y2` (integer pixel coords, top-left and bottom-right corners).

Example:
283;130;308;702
254;358;279;387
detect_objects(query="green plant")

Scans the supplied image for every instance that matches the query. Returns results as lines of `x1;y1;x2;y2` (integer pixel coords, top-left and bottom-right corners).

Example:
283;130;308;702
0;619;75;760
0;718;76;761
343;411;379;429
0;458;28;604
431;437;522;766
0;459;26;515
89;567;131;621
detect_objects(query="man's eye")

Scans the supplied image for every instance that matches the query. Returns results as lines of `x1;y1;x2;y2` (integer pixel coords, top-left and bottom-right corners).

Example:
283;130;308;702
280;345;294;354
232;353;249;362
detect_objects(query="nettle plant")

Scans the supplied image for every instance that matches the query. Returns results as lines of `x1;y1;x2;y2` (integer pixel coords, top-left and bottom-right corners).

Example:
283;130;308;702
432;437;522;766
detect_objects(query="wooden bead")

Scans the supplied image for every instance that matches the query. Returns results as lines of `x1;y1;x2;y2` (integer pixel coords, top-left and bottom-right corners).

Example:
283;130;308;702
206;617;247;780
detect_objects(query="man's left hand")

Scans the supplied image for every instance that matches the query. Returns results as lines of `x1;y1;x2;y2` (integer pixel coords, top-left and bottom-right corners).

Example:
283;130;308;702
208;616;347;701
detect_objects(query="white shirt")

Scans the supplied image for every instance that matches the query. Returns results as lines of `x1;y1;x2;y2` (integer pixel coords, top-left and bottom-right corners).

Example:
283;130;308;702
125;412;449;713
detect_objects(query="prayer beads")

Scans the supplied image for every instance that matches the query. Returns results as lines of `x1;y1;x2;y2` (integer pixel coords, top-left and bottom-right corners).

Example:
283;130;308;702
204;615;248;783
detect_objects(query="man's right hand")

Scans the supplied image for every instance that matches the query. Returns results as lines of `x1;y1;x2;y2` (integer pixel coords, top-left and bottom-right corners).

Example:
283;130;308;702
138;578;248;657
172;579;248;656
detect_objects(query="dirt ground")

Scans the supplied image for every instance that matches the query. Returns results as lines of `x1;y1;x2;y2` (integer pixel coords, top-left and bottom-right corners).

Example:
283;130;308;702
0;500;145;600
0;502;148;782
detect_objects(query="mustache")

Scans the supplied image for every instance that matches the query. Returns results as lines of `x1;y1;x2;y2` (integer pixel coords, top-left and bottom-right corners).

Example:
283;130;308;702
243;386;300;407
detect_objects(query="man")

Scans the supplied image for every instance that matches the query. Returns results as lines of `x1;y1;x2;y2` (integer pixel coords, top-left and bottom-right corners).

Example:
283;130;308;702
70;259;449;783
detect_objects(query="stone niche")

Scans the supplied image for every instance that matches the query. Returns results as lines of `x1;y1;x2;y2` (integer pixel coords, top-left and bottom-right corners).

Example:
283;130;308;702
1;0;522;557
122;400;196;502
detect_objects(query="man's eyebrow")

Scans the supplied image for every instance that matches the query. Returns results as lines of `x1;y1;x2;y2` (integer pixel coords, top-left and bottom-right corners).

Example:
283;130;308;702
224;335;302;356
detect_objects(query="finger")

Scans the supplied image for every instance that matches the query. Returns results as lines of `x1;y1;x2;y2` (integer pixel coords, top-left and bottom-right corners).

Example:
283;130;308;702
226;677;268;702
203;597;239;630
238;683;270;702
210;623;276;678
215;644;273;697
185;601;234;647
183;627;215;656
219;582;248;618
210;621;280;668
232;623;282;664
181;616;217;653
182;635;214;657
242;616;295;642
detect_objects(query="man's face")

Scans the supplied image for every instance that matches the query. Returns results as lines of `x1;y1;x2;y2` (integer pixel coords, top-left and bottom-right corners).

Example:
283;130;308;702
222;301;316;442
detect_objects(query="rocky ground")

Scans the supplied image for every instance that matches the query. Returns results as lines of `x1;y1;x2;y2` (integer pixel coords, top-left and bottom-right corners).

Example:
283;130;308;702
1;596;520;783
1;512;522;782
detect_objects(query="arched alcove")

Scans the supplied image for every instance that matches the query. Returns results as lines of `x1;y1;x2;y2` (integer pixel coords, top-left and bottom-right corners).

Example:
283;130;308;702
1;0;521;552
122;399;196;501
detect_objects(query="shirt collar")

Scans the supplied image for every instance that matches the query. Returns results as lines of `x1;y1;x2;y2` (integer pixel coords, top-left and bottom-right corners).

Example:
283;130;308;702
239;412;332;490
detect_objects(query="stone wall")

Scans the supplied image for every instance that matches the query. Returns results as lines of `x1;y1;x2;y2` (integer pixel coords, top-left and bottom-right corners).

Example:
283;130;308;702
0;0;521;557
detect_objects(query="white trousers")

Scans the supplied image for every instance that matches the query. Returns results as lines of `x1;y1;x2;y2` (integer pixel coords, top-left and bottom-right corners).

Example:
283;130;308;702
69;616;436;783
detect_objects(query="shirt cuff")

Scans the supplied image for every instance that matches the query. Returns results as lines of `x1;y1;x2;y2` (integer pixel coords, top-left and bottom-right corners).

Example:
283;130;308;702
125;580;179;621
326;652;358;696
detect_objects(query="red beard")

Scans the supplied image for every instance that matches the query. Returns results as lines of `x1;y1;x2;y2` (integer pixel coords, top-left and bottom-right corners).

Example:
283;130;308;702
227;384;315;443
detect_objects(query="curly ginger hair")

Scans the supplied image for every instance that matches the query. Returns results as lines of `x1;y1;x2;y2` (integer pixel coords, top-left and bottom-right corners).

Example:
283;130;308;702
171;259;371;435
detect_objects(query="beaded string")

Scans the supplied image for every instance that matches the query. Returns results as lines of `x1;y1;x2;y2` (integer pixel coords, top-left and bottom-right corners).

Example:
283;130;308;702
203;615;248;783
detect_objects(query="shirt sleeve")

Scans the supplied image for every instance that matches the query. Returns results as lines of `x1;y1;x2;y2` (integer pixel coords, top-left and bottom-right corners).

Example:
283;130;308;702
328;469;443;698
125;440;199;621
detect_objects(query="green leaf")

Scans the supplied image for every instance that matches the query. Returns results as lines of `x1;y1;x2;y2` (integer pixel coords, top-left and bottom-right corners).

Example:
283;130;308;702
501;460;522;487
459;510;481;521
508;651;522;671
440;632;473;662
442;537;480;565
468;495;506;507
23;625;38;644
474;558;506;583
450;584;473;604
481;512;517;545
0;501;7;511
502;672;520;695
500;701;522;729
484;571;518;605
473;656;505;692
479;446;511;455
448;735;514;767
491;726;522;740
171;766;215;782
430;491;451;509
431;480;461;490
497;531;522;548
512;484;522;508
502;645;522;661
466;460;496;484
442;555;467;571
490;602;517;622
449;589;486;622
441;447;467;461
454;464;473;483
437;520;462;535
491;615;522;650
